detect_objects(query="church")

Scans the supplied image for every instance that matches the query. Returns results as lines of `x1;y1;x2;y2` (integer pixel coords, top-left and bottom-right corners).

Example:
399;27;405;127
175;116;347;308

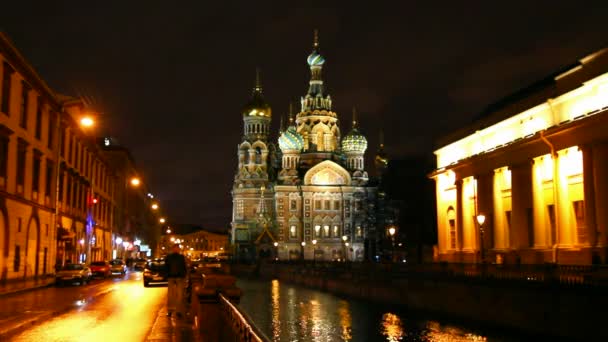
231;32;384;262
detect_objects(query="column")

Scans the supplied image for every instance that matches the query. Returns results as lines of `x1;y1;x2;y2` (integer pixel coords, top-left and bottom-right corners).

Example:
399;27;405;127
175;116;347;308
510;162;533;248
556;149;574;247
593;142;608;247
581;145;597;246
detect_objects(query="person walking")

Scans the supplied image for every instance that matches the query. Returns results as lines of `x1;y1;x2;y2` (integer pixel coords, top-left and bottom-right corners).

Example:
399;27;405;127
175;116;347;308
165;243;188;318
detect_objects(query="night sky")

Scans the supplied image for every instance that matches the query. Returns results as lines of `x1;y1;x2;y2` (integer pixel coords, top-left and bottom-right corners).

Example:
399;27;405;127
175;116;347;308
2;2;607;229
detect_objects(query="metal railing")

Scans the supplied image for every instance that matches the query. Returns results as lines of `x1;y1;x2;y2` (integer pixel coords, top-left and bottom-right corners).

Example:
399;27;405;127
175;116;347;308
219;293;269;342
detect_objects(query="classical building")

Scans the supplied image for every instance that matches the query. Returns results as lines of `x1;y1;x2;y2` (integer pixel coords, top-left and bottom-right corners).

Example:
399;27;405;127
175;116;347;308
160;227;228;259
100;137;159;259
231;32;378;262
0;32;116;282
430;48;608;265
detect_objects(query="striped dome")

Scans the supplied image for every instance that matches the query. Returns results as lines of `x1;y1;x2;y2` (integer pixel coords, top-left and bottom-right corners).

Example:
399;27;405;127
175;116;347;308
307;51;325;66
341;128;368;154
278;126;304;152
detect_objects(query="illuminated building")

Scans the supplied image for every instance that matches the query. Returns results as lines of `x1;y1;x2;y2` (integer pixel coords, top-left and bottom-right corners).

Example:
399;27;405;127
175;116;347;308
430;48;608;265
231;31;378;261
0;32;115;281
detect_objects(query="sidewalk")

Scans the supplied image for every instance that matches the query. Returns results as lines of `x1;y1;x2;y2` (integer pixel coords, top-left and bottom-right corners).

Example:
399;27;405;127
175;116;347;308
0;276;55;297
146;305;197;341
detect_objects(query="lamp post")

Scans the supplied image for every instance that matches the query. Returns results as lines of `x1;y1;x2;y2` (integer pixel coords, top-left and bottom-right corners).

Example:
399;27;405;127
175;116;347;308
312;239;317;264
341;235;348;262
273;242;279;260
300;241;306;261
388;226;396;262
476;214;486;263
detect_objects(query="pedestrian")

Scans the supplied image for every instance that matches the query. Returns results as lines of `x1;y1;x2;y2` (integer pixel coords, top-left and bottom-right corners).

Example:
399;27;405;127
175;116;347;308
165;243;188;318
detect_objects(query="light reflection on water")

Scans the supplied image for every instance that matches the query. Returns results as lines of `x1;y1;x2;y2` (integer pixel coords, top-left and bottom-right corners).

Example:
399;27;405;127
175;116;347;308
237;278;514;342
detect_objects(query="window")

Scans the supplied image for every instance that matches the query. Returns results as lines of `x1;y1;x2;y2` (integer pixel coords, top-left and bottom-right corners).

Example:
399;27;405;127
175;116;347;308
58;168;64;202
290;199;297;211
573;200;587;244
1;62;13;115
355;200;363;211
0;133;9;181
345;200;351;210
323;225;330;238
289;225;297;239
32;150;42;193
334;201;340;210
66;176;72;206
332;225;339;237
449;219;456;249
314;225;321;237
324;200;330;210
356;226;362;238
16;139;27;188
236;200;244;219
314;200;321;210
19;81;29;129
13;245;20;272
35;97;42;139
18;217;22;232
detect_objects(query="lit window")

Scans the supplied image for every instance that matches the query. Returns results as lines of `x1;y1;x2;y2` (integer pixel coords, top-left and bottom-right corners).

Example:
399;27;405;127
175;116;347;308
289;225;297;239
323;225;330;237
332;225;339;237
314;225;321;237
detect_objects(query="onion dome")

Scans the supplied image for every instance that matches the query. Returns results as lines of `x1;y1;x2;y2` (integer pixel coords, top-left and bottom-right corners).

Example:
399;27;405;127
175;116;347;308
243;68;272;118
341;108;368;153
279;105;303;152
279;126;304;152
307;30;325;66
307;50;325;66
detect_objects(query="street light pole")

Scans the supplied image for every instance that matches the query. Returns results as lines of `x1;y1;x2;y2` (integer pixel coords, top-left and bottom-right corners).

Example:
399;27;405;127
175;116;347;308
388;226;396;262
300;241;306;261
476;214;486;263
312;239;317;264
341;235;348;262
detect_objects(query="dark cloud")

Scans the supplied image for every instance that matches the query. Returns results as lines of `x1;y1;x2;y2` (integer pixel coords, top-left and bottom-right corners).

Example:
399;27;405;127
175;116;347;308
2;2;608;227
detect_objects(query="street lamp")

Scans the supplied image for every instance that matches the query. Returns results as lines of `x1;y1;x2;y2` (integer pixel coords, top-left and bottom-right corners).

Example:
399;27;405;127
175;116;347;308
388;226;396;262
273;242;279;260
301;241;306;260
130;177;141;187
312;239;317;264
159;217;166;224
80;116;94;128
151;203;159;210
341;235;348;262
476;214;486;263
166;227;171;234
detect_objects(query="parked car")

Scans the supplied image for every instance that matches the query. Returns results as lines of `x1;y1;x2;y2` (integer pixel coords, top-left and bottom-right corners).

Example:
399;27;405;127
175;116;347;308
89;261;111;278
143;258;167;287
109;259;127;275
133;258;147;271
55;263;92;286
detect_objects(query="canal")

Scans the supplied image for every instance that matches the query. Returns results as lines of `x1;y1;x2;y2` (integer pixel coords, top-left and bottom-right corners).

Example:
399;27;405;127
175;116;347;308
236;277;521;342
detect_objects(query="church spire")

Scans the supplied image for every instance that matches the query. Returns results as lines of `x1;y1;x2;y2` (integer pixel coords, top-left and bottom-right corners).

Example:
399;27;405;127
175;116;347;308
254;67;262;93
288;102;294;125
303;30;331;111
352;106;358;129
313;29;319;50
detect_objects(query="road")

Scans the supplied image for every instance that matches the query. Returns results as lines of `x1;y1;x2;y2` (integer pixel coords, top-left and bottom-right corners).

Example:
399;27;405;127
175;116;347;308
0;271;168;341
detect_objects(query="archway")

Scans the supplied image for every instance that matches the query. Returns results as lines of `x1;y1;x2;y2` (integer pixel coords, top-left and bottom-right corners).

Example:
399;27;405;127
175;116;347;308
25;214;41;278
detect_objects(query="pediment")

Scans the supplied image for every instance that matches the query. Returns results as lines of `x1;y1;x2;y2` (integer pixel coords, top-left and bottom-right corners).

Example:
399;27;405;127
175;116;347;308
304;160;351;186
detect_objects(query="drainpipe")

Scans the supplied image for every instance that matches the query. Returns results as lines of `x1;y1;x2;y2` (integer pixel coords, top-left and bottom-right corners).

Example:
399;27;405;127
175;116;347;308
539;129;560;264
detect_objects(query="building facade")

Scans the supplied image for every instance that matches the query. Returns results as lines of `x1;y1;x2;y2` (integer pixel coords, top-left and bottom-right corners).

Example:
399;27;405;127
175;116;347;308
160;228;228;260
0;32;116;282
231;33;378;262
430;48;608;265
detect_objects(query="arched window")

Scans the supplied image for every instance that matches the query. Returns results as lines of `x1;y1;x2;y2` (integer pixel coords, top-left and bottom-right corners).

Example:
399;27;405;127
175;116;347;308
255;147;262;164
447;206;457;249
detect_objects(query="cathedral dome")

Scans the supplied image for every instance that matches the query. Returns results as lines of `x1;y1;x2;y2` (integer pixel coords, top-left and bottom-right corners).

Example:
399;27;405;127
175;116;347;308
341;127;368;154
278;126;304;152
242;92;272;118
307;51;325;67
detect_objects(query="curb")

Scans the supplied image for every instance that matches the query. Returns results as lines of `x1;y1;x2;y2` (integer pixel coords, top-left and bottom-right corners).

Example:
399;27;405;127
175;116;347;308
0;280;56;297
0;286;115;340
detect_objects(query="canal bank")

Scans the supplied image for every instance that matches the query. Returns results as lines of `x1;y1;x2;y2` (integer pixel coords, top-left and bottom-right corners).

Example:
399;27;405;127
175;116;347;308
233;262;605;341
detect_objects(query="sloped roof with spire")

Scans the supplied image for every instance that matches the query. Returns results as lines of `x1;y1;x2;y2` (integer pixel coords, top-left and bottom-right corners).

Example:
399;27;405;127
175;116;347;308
243;68;272;118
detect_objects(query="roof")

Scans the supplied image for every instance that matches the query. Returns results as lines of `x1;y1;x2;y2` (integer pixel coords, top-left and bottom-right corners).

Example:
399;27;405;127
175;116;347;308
437;47;608;148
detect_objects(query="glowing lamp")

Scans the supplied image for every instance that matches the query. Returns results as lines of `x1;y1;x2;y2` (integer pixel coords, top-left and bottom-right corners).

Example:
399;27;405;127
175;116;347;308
476;214;486;226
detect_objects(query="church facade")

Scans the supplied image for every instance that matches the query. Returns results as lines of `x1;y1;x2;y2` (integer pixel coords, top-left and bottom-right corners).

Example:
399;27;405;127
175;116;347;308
231;33;378;262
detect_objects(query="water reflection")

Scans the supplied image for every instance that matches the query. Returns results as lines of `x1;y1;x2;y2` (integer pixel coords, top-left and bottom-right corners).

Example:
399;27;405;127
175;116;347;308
338;300;352;341
381;313;403;341
237;278;513;342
